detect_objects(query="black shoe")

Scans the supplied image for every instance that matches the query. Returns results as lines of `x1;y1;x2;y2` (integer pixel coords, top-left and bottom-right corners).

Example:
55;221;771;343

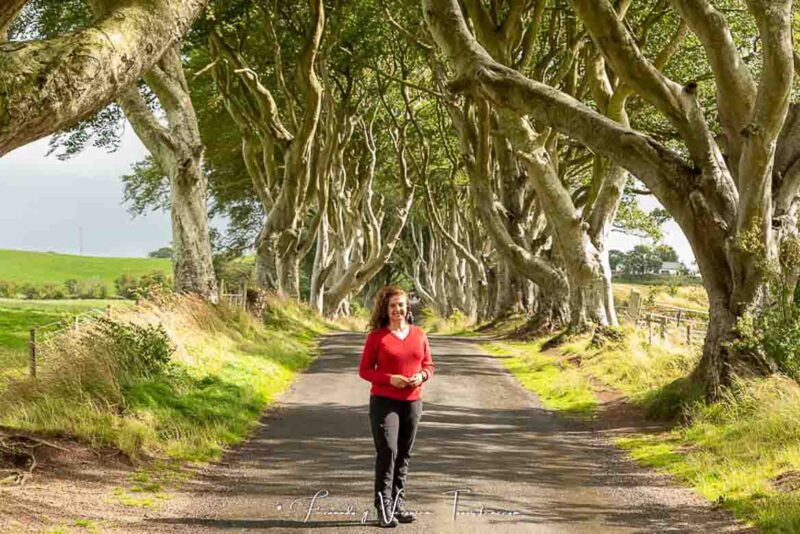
376;501;399;528
394;504;416;524
391;491;416;523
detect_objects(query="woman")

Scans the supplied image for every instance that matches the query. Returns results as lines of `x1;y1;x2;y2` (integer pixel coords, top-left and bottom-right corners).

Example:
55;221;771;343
359;285;435;528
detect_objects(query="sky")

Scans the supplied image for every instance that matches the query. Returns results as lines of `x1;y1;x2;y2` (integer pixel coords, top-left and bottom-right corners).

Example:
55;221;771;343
0;124;696;265
0;127;171;258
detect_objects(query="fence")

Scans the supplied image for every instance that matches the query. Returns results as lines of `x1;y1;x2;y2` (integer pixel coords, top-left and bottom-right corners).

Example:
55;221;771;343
218;280;247;310
27;306;113;378
26;282;249;377
619;289;708;346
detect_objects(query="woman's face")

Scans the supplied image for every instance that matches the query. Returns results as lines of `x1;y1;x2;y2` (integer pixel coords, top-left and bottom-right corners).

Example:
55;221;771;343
386;294;408;324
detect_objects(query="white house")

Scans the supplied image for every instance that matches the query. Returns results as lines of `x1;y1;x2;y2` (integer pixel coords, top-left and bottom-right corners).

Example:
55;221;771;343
659;261;683;275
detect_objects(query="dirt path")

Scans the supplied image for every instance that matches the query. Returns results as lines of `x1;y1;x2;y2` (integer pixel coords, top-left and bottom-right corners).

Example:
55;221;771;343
104;332;749;533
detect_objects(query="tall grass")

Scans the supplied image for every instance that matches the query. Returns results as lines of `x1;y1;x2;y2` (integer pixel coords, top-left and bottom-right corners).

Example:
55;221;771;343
0;292;327;461
559;326;701;407
419;307;474;334
620;376;800;532
484;341;597;414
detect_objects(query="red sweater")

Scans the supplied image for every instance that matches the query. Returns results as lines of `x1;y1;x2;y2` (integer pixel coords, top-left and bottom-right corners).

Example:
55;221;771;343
358;326;435;401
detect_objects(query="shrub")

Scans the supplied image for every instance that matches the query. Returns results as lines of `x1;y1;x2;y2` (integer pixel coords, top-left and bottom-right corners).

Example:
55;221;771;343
667;281;679;297
20;283;40;299
115;271;172;300
95;318;175;380
139;271;172;294
63;279;80;296
733;227;800;379
114;274;139;299
40;283;65;299
78;280;109;299
0;280;16;298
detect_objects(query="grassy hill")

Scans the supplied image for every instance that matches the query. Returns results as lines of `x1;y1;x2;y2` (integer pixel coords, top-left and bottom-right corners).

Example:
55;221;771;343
0;249;171;296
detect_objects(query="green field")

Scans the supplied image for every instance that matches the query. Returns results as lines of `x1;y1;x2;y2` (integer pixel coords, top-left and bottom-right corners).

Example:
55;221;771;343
0;300;134;386
0;249;171;296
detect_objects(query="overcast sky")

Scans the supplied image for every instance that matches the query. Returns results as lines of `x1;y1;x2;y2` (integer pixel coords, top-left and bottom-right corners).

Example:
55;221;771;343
0;127;170;257
0;124;696;264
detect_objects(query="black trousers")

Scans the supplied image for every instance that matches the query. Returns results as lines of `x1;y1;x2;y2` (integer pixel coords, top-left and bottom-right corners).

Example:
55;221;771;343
369;395;422;508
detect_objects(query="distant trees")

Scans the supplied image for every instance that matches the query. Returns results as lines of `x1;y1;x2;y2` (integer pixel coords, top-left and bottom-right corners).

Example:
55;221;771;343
148;247;173;259
5;0;798;398
611;244;683;276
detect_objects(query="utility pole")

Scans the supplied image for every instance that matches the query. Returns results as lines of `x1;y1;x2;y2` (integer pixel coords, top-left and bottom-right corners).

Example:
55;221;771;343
79;226;83;256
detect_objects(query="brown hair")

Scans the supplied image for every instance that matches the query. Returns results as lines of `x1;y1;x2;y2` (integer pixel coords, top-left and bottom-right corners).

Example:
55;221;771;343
369;285;407;331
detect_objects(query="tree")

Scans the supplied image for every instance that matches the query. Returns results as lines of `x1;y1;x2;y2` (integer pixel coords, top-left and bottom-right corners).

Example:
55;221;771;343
421;0;798;398
14;0;218;300
623;245;664;276
148;247;173;259
609;250;625;272
0;0;209;156
655;244;679;263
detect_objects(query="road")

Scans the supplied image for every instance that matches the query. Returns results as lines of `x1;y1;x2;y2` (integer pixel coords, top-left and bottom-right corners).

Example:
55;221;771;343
142;332;750;533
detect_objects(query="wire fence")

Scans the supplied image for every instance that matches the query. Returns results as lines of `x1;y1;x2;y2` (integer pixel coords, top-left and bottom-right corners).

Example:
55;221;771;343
27;306;113;378
26;281;250;378
218;280;247;310
618;289;708;346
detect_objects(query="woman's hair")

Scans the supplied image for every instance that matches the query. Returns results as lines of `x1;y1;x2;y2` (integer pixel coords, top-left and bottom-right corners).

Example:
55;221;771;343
369;285;407;331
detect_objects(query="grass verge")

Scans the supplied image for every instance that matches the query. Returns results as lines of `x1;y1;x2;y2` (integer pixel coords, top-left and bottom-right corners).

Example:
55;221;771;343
619;376;800;532
484;340;596;414
419;307;476;335
483;321;800;532
0;292;327;462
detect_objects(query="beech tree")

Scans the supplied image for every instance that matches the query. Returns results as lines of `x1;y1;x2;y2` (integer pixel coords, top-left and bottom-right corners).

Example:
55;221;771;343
115;46;219;300
0;0;208;156
422;0;798;396
11;0;218;300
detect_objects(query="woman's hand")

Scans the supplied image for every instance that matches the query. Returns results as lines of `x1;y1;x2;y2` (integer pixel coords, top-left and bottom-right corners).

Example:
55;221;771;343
407;373;424;388
390;375;410;388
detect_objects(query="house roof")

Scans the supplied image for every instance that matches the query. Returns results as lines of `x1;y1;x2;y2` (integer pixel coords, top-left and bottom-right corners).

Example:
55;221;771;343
660;261;683;270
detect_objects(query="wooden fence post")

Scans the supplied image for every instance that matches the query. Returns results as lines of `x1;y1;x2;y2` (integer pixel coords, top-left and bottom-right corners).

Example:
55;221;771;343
242;280;248;310
647;314;653;345
29;328;36;378
676;310;682;327
686;323;691;344
660;316;667;340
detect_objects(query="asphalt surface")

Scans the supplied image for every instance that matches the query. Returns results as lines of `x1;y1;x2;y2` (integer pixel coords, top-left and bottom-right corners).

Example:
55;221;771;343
143;332;751;533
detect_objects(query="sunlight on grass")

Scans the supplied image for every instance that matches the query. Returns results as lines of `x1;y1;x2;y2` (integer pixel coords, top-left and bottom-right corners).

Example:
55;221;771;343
420;307;475;335
618;376;800;532
491;323;800;533
484;341;596;414
0;293;327;462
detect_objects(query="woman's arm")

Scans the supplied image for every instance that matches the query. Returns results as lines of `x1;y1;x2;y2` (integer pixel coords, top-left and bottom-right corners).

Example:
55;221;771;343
358;333;393;385
420;332;435;381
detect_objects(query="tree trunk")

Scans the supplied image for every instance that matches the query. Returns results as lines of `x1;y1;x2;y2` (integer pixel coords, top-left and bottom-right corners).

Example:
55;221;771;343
115;44;217;300
170;159;217;299
279;248;301;299
309;213;330;314
254;233;279;290
693;296;777;398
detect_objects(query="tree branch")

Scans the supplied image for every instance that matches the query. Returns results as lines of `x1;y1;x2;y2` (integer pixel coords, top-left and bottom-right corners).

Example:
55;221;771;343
0;0;208;157
0;0;27;42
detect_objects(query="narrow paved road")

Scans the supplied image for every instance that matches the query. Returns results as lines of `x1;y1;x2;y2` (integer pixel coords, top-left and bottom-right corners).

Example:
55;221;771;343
143;332;750;533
